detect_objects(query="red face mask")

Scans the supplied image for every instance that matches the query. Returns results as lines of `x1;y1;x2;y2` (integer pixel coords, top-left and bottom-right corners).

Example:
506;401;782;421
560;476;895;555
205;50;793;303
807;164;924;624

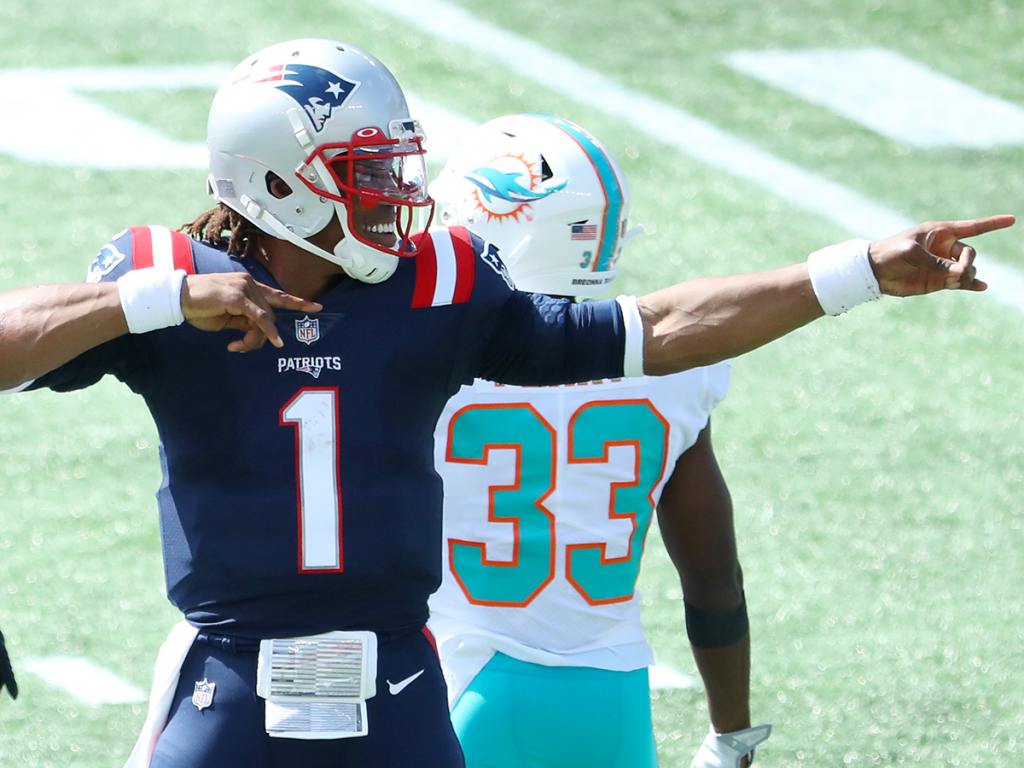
296;125;435;258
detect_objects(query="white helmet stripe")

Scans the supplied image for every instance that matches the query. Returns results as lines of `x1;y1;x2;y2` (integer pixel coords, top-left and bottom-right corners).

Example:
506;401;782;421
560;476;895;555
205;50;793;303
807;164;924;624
534;114;623;274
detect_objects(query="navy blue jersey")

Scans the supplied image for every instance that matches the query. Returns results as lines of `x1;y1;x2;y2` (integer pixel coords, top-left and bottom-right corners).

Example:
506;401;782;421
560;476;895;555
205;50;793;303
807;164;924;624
30;225;628;638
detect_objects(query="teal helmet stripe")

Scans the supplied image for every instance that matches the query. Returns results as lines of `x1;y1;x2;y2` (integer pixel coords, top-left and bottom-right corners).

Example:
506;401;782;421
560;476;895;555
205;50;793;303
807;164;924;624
528;113;623;272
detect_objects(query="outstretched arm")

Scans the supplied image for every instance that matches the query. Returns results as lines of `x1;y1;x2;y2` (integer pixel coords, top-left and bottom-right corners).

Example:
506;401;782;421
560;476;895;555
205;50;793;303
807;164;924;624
639;216;1013;375
0;283;130;390
0;273;321;391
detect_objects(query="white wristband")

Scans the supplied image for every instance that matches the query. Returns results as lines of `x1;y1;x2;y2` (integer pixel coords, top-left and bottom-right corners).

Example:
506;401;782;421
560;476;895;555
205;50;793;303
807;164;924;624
806;239;881;316
117;268;187;334
615;294;645;378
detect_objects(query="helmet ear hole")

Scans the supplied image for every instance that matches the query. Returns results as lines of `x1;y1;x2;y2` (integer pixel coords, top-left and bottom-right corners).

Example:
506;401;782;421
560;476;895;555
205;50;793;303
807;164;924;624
266;172;293;199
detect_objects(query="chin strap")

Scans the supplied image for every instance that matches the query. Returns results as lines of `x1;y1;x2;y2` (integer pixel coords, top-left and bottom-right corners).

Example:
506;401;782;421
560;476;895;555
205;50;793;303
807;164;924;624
238;195;397;284
332;221;399;284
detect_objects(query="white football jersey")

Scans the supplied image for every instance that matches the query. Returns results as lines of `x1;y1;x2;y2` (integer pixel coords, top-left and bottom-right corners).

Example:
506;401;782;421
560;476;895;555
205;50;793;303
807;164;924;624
429;363;730;702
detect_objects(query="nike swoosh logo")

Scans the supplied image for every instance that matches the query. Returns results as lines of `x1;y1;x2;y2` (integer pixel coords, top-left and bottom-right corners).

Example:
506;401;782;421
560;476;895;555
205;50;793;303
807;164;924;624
386;669;425;696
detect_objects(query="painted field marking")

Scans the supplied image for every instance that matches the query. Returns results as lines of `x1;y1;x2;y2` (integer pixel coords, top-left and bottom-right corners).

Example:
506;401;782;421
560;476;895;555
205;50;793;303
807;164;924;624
725;47;1024;149
0;68;209;169
407;94;477;161
23;656;146;705
0;67;474;169
362;0;1024;313
649;662;699;690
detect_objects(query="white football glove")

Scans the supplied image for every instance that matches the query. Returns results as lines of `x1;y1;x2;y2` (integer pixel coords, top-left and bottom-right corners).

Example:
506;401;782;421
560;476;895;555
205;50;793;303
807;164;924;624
690;724;772;768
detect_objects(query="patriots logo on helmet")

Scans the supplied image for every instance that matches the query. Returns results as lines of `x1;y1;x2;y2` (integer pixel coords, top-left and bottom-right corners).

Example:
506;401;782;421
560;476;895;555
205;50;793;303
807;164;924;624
247;64;358;132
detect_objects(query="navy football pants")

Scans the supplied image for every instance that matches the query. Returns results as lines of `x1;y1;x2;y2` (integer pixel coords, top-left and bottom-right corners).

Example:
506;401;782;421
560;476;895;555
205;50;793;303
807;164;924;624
150;628;464;767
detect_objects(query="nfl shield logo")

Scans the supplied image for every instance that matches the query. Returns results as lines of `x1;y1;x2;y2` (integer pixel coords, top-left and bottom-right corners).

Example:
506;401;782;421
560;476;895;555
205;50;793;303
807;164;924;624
295;315;320;346
192;678;216;710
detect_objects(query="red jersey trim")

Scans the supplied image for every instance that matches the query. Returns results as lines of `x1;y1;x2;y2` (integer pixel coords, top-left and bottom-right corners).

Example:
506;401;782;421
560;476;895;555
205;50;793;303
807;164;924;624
449;226;476;304
170;230;197;275
129;226;154;269
411;228;478;309
411;232;438;309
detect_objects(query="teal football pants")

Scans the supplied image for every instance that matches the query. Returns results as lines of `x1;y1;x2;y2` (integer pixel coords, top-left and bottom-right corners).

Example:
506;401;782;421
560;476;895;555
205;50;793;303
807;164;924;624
451;652;658;768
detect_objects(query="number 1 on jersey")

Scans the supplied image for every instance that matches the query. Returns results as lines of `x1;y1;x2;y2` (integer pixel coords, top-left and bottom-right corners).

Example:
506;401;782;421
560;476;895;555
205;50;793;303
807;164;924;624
280;388;344;573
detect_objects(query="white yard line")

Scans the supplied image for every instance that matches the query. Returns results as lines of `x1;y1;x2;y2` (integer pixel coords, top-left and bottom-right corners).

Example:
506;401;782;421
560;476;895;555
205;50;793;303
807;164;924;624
362;0;1024;313
23;656;146;705
649;662;699;690
0;67;473;168
406;94;477;162
725;48;1024;149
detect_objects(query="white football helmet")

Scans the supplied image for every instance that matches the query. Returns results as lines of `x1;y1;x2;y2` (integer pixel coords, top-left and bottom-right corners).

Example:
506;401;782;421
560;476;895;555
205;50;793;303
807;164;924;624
430;113;639;298
207;38;434;283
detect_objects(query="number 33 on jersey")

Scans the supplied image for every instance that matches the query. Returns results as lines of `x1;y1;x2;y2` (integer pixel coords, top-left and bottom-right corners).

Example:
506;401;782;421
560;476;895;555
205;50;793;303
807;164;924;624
428;364;730;675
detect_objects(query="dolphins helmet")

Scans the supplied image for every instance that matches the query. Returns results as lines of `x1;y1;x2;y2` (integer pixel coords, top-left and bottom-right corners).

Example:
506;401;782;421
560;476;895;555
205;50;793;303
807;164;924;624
430;113;639;297
207;39;434;283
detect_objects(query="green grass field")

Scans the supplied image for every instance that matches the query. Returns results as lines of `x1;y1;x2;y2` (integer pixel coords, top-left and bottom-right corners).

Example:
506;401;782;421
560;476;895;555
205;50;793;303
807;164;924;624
0;1;1022;765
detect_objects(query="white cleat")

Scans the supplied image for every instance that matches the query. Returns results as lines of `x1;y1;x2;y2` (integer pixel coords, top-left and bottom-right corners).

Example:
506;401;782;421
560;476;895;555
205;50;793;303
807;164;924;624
690;724;772;768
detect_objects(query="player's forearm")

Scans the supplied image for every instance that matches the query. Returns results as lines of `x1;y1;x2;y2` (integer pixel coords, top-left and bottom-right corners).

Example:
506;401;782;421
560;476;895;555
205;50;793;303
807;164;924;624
0;284;128;389
691;634;751;734
637;263;822;375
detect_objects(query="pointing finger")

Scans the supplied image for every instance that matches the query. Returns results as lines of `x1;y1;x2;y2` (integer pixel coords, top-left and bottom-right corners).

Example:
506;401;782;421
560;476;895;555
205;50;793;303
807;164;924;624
942;214;1015;238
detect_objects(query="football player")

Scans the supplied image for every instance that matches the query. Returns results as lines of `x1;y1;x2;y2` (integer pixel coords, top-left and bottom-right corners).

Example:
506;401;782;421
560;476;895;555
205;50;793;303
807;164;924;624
428;113;765;768
0;37;1008;768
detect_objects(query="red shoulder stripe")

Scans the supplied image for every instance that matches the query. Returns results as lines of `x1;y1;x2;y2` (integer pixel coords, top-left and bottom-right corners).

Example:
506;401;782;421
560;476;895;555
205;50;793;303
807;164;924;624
411;232;438;309
449;226;477;305
129;226;154;269
170;230;197;275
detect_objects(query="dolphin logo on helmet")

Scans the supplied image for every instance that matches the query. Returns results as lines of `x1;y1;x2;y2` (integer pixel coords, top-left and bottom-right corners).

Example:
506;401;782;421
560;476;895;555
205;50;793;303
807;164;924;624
431;113;640;298
464;166;567;204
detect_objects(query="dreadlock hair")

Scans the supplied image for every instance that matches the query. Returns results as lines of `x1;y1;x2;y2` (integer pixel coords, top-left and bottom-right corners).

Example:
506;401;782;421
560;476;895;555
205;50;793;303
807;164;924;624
182;203;262;259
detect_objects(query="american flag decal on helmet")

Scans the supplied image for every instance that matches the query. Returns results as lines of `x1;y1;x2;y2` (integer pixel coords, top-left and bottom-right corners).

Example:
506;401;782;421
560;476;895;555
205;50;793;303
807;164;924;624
411;228;477;309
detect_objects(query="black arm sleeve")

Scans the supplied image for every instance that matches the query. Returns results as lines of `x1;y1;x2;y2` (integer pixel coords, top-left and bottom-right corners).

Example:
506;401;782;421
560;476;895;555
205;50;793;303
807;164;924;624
476;292;627;386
